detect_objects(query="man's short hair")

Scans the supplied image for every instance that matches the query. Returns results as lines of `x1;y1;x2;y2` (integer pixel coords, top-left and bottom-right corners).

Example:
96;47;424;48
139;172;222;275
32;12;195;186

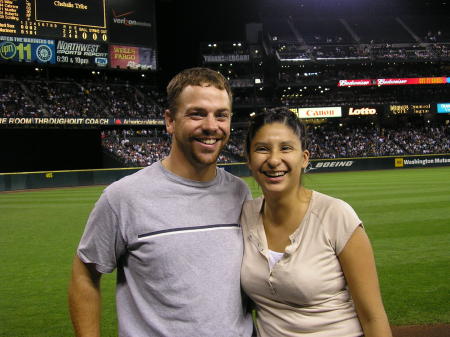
166;67;232;115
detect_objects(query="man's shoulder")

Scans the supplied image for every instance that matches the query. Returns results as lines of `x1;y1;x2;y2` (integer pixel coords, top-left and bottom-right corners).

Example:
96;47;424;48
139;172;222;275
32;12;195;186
218;167;248;187
104;163;160;198
217;168;251;196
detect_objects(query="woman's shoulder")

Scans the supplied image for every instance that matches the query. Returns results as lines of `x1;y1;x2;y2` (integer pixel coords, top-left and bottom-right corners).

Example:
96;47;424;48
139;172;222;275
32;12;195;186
241;197;263;229
243;196;264;214
311;190;355;215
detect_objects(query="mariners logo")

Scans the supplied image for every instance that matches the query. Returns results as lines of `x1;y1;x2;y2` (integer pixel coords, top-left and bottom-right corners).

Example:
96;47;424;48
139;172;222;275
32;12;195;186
36;45;53;62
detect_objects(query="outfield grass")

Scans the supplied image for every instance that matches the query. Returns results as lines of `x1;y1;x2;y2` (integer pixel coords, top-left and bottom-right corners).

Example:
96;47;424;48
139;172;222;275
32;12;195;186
1;167;449;336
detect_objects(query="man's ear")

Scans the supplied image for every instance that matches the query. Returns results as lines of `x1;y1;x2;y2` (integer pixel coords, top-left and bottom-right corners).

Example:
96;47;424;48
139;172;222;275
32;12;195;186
164;109;174;135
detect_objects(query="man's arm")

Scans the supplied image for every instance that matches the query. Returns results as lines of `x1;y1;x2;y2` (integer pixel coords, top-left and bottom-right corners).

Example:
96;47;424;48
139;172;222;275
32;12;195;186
68;255;102;337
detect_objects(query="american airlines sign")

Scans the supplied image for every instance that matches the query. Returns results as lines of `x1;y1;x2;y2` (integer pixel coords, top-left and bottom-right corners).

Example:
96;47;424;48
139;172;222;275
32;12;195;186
292;107;342;119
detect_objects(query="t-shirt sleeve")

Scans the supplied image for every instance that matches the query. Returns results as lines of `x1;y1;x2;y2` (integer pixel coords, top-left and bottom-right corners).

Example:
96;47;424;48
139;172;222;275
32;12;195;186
243;182;253;201
326;199;363;256
77;191;127;274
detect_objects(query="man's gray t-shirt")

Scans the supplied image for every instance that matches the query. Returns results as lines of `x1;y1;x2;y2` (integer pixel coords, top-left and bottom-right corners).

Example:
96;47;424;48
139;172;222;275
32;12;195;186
77;161;253;337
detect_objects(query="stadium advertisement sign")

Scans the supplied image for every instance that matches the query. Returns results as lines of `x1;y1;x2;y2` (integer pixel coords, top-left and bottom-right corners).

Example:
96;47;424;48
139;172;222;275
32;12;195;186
109;45;156;70
307;154;450;173
291;107;342;119
394;156;450;168
377;77;448;86
338;77;450;87
56;40;108;67
203;54;250;63
437;103;450;113
108;0;156;48
338;79;372;87
0;35;55;64
0;117;164;126
388;104;433;115
346;106;381;116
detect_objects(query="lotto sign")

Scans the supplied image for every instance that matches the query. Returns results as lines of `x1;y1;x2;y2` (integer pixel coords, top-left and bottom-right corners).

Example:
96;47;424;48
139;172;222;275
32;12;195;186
0;36;56;64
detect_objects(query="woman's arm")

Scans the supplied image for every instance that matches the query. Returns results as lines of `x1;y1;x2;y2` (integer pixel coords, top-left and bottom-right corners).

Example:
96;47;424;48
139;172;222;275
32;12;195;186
338;226;393;337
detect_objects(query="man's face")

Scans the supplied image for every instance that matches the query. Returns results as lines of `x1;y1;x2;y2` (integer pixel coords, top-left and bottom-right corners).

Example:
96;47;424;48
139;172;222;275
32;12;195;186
165;84;232;170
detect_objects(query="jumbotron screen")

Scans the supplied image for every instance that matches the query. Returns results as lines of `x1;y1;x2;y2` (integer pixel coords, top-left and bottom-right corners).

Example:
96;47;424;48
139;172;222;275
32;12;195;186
0;0;157;70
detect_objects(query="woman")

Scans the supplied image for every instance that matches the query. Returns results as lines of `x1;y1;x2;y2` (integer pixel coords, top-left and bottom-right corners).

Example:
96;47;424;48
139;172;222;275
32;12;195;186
241;107;392;337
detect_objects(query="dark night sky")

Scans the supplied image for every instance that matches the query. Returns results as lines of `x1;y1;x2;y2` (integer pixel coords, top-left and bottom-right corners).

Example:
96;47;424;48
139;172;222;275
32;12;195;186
155;0;261;77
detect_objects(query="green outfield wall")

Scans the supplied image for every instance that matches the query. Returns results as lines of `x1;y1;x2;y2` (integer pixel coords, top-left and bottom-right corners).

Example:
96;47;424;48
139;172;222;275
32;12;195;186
1;153;449;192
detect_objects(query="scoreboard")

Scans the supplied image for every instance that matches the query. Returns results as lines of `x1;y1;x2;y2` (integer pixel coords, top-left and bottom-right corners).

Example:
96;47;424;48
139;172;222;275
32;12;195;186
0;0;157;70
0;0;107;42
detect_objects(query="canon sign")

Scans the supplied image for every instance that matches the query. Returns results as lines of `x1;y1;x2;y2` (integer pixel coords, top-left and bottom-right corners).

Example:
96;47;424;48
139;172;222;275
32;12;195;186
295;107;342;119
348;107;377;116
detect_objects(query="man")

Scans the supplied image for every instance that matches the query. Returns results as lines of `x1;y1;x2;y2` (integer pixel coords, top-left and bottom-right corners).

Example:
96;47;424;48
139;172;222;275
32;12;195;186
68;68;253;337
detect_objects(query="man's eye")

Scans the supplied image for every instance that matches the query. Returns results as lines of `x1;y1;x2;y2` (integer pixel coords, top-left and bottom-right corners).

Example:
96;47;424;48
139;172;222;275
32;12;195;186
189;112;204;118
216;113;230;120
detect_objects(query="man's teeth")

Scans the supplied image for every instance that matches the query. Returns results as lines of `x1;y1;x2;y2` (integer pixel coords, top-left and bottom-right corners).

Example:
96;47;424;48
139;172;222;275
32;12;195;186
199;139;217;145
265;171;286;177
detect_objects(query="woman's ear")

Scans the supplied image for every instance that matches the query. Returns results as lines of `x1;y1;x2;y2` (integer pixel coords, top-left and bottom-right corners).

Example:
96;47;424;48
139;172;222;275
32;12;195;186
302;150;310;169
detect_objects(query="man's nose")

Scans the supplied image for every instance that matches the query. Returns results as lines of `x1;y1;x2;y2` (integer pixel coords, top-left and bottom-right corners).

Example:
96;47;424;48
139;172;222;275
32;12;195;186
203;114;219;132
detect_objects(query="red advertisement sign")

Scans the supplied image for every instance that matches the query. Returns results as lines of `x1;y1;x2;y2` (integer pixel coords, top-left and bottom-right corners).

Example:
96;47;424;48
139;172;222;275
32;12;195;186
339;77;449;87
338;79;372;87
109;45;156;70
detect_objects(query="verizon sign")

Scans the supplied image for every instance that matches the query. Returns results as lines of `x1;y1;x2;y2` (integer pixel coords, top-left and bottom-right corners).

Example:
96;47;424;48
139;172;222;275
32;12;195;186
293;107;342;119
338;79;372;87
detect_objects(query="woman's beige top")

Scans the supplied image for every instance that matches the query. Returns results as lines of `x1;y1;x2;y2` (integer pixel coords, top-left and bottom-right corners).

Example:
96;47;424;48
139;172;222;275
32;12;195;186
241;191;364;337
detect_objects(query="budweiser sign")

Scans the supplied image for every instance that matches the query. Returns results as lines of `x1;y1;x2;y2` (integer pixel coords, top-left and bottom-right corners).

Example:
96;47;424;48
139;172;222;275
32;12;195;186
338;79;372;87
377;78;408;86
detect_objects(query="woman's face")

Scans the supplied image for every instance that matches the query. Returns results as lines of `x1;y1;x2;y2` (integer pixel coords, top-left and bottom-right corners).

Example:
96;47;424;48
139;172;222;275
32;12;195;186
248;122;309;196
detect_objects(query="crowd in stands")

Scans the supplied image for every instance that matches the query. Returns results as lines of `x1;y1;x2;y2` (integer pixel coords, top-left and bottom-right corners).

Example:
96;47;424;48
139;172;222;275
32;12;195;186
102;129;171;167
0;72;164;119
101;123;449;167
280;85;450;107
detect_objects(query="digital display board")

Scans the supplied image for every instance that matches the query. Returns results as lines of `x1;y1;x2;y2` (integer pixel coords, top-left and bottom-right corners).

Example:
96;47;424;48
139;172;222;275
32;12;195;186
0;34;55;63
0;0;157;69
0;0;107;42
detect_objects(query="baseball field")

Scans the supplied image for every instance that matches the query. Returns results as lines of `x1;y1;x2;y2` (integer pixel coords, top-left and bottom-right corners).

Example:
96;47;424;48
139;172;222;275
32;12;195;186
1;167;449;337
